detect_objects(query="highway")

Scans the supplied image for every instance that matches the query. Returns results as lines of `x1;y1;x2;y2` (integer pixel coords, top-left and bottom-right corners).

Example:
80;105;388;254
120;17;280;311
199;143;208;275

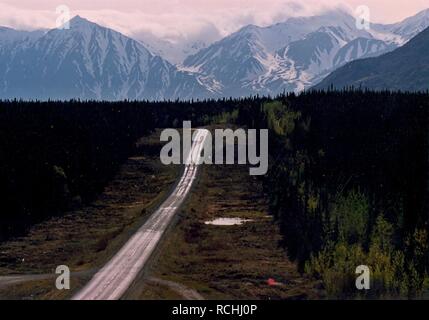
72;129;208;300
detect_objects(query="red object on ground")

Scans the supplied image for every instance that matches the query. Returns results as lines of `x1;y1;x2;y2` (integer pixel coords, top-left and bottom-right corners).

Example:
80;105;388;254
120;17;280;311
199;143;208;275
267;278;277;286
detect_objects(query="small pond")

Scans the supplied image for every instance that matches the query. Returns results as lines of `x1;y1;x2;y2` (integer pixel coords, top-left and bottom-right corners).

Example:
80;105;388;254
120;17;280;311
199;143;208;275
204;218;253;226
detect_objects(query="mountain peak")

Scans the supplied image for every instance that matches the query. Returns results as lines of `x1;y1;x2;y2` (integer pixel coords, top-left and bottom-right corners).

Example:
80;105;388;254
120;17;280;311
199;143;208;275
239;24;259;33
0;13;209;101
414;8;429;18
70;15;91;24
59;15;100;31
315;24;429;92
397;8;429;24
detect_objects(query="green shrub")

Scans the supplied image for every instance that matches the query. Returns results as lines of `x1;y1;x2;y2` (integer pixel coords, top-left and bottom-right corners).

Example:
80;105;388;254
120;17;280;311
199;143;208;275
330;190;369;245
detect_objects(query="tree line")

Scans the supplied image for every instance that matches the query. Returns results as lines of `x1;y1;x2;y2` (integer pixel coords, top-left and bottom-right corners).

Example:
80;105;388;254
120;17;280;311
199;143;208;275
0;98;239;241
236;90;429;298
1;91;428;298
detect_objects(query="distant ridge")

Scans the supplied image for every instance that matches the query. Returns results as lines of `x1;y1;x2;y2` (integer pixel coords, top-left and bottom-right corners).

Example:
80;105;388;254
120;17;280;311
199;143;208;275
1;8;429;100
314;26;429;92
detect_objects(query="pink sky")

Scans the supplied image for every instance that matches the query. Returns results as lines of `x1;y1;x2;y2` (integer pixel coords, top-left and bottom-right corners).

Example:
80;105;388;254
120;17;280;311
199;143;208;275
1;0;428;42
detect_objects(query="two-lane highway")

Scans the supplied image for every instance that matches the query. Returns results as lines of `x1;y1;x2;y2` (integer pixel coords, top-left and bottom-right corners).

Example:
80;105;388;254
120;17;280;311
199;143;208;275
73;129;208;300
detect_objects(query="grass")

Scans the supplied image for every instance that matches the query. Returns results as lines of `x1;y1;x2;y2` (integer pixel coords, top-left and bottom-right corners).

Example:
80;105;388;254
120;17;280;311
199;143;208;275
127;160;323;300
131;281;184;300
0;126;323;300
0;129;180;299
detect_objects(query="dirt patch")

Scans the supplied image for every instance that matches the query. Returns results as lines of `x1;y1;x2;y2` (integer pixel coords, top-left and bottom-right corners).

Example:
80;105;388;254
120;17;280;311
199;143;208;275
0;130;180;299
143;277;204;300
131;162;324;300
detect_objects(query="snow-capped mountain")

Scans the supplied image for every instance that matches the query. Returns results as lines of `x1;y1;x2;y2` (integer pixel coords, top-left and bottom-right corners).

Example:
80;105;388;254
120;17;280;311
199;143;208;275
0;16;211;100
315;24;429;92
372;8;429;42
0;27;45;45
182;10;407;97
1;8;429;100
245;26;396;94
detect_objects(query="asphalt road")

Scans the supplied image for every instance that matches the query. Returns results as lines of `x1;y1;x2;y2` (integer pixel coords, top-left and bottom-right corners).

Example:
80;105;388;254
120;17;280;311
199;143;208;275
72;129;208;300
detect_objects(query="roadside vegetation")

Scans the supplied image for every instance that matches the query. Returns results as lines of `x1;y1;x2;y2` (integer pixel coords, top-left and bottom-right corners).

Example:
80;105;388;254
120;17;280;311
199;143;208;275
236;91;429;298
0;91;428;299
0;99;236;241
128;161;322;300
0;131;179;299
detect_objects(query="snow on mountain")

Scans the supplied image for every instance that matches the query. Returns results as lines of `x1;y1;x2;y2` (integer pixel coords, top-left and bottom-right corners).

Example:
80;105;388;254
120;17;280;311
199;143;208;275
0;16;211;100
137;32;210;65
183;10;400;97
0;27;45;45
315;23;429;92
333;37;397;66
374;8;429;42
182;23;274;97
259;26;352;93
1;8;429;100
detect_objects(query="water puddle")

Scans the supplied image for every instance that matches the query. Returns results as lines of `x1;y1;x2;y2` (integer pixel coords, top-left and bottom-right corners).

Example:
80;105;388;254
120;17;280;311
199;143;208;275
204;217;253;226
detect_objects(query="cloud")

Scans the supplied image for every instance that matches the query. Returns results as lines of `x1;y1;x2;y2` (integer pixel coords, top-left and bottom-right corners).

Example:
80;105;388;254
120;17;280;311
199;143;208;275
0;0;427;45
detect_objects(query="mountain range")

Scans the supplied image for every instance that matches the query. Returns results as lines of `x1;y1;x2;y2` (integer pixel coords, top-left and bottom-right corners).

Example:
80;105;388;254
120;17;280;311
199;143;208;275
0;9;429;100
315;23;429;92
0;17;210;101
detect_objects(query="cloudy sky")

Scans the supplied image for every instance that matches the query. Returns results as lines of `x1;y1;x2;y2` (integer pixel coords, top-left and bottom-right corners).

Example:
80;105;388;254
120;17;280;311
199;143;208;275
1;0;428;43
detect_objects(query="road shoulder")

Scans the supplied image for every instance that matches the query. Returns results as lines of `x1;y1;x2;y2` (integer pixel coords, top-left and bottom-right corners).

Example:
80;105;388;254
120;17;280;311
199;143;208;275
0;130;180;299
127;163;323;300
